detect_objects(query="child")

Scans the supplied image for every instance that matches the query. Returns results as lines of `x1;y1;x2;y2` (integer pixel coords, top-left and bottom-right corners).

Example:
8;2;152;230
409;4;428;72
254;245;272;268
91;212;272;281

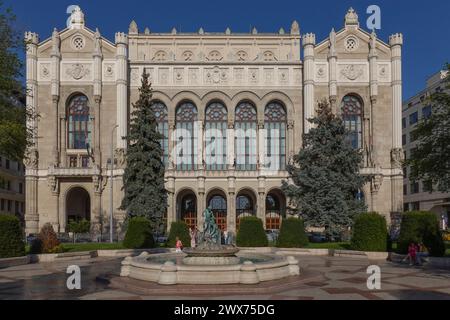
175;236;183;253
407;242;418;266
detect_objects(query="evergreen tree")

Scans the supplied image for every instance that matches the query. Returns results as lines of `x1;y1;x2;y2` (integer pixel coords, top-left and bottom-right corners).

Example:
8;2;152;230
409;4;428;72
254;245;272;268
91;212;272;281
282;99;367;238
121;71;167;229
408;63;450;192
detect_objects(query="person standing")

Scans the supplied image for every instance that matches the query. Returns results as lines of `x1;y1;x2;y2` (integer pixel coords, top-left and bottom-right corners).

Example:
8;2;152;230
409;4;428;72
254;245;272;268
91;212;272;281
175;236;183;253
190;227;197;248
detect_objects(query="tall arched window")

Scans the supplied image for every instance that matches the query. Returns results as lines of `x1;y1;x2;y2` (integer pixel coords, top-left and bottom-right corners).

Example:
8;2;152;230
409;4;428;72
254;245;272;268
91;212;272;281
208;194;227;231
205;102;227;171
176;102;198;171
67;94;91;150
151;102;169;167
341;95;363;149
235;102;257;171
265;102;287;171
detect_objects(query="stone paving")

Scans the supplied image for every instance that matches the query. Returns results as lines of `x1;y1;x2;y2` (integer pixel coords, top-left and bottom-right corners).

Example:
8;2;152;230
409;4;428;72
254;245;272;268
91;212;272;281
0;255;449;300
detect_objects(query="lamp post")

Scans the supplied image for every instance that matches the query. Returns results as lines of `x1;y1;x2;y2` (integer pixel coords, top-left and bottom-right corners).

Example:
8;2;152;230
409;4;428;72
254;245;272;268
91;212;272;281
110;125;119;243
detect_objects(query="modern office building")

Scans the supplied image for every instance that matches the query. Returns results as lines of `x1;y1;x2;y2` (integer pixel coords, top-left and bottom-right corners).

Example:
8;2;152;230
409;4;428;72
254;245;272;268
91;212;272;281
24;7;404;237
0;155;26;225
402;70;449;229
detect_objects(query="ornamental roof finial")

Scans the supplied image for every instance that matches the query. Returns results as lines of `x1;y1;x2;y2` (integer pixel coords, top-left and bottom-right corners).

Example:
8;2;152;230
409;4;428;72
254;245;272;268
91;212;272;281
345;7;359;27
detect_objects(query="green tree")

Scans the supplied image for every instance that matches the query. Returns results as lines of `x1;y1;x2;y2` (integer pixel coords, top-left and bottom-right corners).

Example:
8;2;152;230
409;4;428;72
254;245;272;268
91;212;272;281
282;99;367;238
67;219;91;243
121;71;167;229
0;3;31;161
408;63;450;193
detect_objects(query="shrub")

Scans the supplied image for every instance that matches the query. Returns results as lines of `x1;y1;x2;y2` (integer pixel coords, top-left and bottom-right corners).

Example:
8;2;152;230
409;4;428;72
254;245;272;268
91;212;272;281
35;223;62;254
398;211;445;257
67;219;91;243
276;218;309;248
350;212;388;252
0;215;25;258
123;217;155;249
167;221;191;248
236;216;268;247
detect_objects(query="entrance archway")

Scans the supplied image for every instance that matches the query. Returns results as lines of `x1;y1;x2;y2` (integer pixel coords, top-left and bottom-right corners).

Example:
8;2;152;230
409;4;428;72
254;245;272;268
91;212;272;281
236;189;257;230
266;189;286;230
177;190;197;229
207;190;227;231
66;187;91;224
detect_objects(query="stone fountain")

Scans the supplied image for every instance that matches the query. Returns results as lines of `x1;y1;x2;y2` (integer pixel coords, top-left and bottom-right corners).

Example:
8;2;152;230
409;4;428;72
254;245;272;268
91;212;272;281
120;208;300;285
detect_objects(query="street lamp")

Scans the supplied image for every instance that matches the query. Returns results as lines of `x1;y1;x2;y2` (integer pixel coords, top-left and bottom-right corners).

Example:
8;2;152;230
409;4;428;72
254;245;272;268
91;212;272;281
110;125;119;243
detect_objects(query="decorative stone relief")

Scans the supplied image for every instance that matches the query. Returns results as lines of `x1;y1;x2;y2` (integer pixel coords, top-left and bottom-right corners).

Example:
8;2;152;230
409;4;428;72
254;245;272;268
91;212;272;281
40;64;51;80
264;68;274;84
391;148;404;169
153;50;167;62
65;63;91;80
93;175;107;194
293;68;302;84
236;50;248;61
182;50;194;61
340;64;364;81
371;174;383;194
159;68;169;85
263;51;276;61
47;175;59;194
174;68;184;83
234;68;244;84
315;63;328;82
24;148;39;169
205;66;228;84
279;68;289;84
104;63;115;79
130;68;140;84
188;68;199;85
115;148;126;168
207;50;223;61
378;64;391;82
249;68;259;83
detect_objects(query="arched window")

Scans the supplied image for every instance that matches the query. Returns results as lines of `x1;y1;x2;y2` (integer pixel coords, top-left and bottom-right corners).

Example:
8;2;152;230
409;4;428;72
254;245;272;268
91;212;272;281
235;102;257;171
67;94;91;150
265;102;287;171
176;102;198;171
236;191;256;230
341;95;363;149
151;102;169;167
265;192;286;230
205;102;227;171
180;193;197;230
208;194;227;231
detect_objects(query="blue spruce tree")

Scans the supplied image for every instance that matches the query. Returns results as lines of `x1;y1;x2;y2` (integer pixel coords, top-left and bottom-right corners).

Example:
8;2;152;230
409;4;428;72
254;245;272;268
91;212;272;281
283;99;367;239
121;72;167;229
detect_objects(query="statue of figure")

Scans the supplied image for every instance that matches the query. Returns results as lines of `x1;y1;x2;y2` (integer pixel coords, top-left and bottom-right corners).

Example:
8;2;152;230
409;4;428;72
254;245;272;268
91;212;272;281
94;28;102;55
200;208;221;245
69;6;85;28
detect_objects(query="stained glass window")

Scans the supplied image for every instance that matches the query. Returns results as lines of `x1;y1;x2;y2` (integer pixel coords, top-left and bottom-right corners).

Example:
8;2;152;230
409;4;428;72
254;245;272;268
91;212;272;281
176;102;198;171
205;103;227;171
235;102;257;171
151;102;169;166
208;194;227;231
67;95;91;150
341;95;363;149
264;102;286;171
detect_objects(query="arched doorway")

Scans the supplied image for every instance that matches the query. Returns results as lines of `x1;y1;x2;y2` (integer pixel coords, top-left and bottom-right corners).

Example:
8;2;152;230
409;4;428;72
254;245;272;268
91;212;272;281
207;190;227;231
236;189;256;230
177;190;197;229
266;190;286;230
66;187;91;223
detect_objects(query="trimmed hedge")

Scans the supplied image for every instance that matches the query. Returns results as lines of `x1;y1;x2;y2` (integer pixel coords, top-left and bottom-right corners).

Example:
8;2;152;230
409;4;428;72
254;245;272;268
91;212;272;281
276;218;309;248
167;221;191;248
350;212;388;252
0;215;25;258
123;217;155;249
237;216;268;247
398;211;445;257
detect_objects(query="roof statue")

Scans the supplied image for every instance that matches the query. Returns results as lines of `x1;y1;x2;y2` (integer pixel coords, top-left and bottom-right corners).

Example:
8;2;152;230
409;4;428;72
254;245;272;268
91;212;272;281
345;7;359;26
69;6;85;29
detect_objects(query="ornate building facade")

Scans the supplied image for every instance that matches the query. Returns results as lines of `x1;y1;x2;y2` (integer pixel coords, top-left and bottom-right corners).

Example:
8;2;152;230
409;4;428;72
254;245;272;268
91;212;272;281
24;7;404;237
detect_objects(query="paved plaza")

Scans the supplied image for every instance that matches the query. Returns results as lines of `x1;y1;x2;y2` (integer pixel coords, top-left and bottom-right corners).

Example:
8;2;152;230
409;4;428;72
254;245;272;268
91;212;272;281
0;255;449;300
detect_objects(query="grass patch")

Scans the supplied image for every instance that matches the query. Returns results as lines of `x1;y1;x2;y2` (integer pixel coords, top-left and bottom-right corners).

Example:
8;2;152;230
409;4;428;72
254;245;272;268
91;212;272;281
303;242;351;250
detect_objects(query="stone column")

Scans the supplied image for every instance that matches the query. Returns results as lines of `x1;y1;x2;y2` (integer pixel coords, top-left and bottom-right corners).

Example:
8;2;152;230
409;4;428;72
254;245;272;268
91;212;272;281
389;33;404;214
227;175;236;236
287;120;294;162
24;31;39;235
328;29;337;111
257;177;266;229
257;120;265;170
115;32;128;150
60;114;67;167
51;29;61;166
93;29;103;165
197;176;206;230
197;122;204;169
166;176;176;232
302;33;316;133
227;122;235;169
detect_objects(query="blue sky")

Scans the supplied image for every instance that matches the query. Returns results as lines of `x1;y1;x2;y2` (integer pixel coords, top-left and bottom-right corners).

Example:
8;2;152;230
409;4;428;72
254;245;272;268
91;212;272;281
6;0;450;100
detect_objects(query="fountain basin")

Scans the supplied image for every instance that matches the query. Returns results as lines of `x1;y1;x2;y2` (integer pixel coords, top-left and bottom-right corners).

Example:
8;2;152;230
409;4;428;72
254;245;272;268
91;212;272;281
120;251;300;285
